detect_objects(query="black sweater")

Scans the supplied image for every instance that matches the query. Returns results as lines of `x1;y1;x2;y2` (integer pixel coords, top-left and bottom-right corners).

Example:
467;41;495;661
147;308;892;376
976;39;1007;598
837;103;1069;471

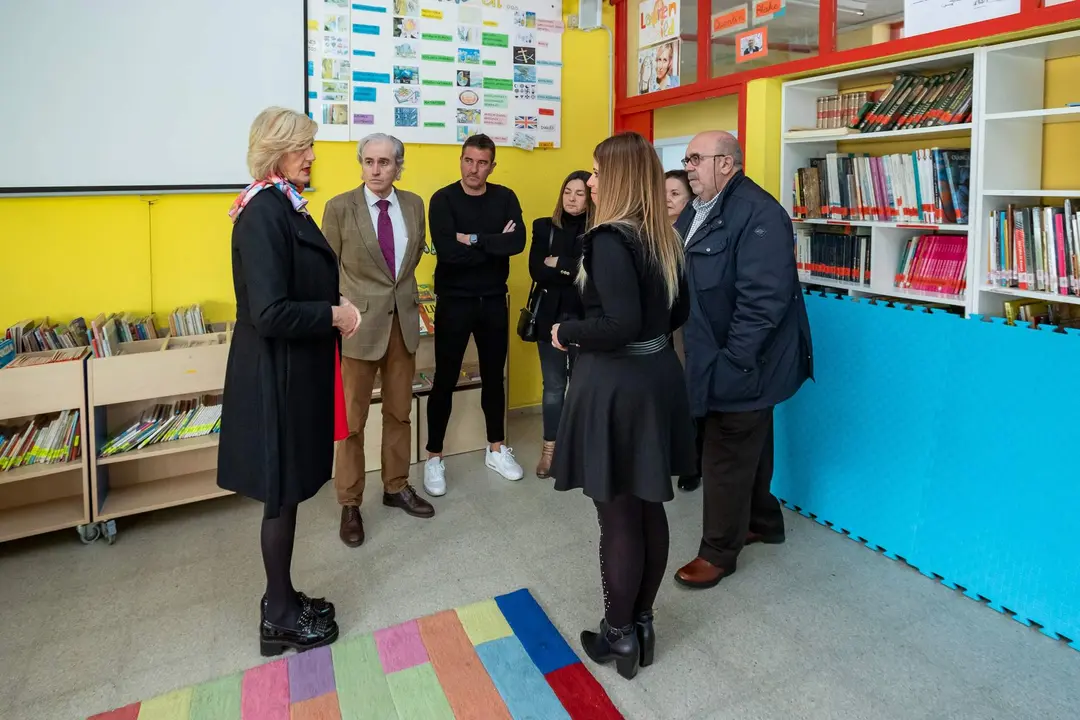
557;224;689;352
528;212;587;336
428;181;526;298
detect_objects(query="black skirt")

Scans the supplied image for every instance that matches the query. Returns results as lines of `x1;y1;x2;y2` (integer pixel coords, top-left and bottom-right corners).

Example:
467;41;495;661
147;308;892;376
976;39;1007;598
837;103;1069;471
550;338;696;503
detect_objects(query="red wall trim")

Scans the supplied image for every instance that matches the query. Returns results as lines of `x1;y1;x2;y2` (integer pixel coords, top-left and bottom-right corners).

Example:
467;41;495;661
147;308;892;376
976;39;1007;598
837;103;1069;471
619;110;654;142
737;83;747;156
614;0;1080;117
696;0;711;84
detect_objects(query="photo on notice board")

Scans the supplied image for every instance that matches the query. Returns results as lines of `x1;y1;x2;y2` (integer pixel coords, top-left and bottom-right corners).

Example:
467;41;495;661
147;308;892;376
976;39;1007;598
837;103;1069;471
637;40;680;94
735;26;768;63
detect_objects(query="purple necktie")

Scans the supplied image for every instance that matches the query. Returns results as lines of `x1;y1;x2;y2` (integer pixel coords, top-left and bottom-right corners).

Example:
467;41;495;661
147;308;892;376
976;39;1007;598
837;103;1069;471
375;198;396;280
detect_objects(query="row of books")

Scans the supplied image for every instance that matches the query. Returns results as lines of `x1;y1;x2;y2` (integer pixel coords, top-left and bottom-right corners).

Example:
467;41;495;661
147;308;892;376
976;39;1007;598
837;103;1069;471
795;228;873;286
0;410;82;472
4;306;211;360
895;234;969;297
1002;299;1080;329
803;68;973;136
986;203;1080;296
417;284;436;335
792;148;970;225
814;91;877;130
99;395;222;458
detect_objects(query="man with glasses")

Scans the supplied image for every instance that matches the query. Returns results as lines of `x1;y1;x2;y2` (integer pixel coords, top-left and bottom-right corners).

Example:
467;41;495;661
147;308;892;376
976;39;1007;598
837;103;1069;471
672;130;814;590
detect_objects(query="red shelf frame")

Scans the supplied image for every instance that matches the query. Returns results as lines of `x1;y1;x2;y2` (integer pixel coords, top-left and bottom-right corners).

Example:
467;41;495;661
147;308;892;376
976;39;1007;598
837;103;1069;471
612;0;1080;145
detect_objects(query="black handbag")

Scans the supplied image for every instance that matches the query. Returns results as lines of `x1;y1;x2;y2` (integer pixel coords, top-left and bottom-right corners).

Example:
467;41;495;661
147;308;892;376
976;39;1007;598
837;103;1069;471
516;226;554;342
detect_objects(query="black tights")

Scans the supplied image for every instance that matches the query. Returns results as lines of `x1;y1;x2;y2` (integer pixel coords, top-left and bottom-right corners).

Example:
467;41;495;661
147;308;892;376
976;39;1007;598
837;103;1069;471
262;504;300;626
595;494;670;629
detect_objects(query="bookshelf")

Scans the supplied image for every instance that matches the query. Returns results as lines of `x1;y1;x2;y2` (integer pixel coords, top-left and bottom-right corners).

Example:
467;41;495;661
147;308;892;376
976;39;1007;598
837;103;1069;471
0;352;91;544
783;29;1080;326
973;30;1080;323
87;333;232;532
781;48;978;312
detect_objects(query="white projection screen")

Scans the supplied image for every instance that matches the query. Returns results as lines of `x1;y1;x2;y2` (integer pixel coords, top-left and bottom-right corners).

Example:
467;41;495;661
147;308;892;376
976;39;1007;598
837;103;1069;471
0;1;307;195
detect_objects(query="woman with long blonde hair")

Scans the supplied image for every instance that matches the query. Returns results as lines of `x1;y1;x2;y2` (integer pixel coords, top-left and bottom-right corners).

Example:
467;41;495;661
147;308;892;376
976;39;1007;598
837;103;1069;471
548;131;695;679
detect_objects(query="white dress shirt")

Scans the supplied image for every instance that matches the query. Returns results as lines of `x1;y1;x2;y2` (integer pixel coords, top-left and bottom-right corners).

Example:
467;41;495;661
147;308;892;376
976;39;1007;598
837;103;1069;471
363;185;409;277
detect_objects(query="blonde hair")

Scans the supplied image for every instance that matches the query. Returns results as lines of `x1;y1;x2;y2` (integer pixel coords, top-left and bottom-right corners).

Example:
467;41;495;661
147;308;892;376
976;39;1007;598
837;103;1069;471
579;132;684;307
246;107;317;180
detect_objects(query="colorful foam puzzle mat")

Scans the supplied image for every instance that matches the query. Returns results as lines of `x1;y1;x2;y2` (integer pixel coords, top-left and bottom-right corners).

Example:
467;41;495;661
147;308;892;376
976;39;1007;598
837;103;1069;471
87;588;625;719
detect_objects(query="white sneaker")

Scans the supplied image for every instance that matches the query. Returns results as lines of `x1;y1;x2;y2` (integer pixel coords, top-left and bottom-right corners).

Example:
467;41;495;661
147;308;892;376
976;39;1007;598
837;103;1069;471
424;457;447;497
486;446;524;481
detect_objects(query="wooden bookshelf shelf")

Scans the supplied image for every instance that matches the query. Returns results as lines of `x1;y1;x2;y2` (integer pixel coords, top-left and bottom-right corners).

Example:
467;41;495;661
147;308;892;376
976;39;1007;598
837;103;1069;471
793;218;969;232
0;352;91;543
978;285;1080;307
983;189;1080;198
97;434;219;466
784;123;973;145
0;495;87;544
0;459;83;486
96;469;230;521
985;107;1080;125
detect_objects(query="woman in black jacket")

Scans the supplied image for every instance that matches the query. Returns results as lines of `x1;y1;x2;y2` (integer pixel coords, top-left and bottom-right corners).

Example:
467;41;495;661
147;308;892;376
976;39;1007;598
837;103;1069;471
219;107;360;656
549;132;695;680
528;170;593;478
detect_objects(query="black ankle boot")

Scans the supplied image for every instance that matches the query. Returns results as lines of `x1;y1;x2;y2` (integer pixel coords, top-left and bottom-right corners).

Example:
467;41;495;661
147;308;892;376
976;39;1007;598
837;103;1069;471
260;606;339;657
635;610;655;667
580;619;640;679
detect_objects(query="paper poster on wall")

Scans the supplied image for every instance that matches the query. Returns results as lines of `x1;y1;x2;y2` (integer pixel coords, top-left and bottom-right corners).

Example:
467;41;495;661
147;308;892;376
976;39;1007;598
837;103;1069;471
637;0;680;94
306;0;563;149
712;4;749;37
637;40;680;94
735;25;768;63
306;0;352;141
638;0;679;48
751;0;785;25
904;0;1020;38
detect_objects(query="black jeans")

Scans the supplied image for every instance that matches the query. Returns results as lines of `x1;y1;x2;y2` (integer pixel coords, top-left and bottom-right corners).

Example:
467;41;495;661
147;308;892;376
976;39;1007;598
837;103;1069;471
699;406;785;570
536;339;574;442
426;295;507;454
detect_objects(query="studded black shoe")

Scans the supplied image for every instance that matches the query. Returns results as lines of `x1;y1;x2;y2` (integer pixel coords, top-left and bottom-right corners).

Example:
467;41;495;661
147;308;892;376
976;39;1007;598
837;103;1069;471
580;619;640;680
635;610;655;667
260;606;339;657
261;592;335;621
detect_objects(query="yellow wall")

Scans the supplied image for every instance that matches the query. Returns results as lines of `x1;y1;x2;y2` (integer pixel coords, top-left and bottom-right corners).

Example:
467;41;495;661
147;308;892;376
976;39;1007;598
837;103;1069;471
743;78;782;197
653;95;740;140
0;6;614;411
1042;55;1080;192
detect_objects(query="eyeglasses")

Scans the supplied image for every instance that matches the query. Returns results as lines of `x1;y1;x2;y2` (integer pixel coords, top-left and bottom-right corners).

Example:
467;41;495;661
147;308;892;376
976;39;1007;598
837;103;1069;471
681;153;729;168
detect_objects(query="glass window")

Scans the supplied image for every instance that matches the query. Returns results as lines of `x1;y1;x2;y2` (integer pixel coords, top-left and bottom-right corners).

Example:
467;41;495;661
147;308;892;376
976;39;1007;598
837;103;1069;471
836;0;904;51
710;0;818;78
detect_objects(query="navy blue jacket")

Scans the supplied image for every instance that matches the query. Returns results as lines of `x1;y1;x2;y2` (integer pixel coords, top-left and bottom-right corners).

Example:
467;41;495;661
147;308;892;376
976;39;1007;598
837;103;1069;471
676;171;814;417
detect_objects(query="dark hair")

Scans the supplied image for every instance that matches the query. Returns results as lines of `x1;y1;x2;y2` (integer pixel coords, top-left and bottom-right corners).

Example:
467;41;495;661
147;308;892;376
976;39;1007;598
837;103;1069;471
461;133;496;162
553;170;594;228
665;169;691;195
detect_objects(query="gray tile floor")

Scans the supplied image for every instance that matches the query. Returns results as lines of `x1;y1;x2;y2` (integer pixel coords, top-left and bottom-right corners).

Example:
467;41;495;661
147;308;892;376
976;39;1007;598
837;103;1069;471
1;414;1078;719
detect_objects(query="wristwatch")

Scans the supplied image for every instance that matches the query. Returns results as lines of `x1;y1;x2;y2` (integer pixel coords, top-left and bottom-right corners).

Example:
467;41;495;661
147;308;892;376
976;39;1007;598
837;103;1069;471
468;234;478;245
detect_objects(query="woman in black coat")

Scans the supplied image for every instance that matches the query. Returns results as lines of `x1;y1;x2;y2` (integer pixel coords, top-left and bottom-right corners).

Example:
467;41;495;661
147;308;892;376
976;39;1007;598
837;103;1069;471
528;170;592;478
550;132;695;680
218;107;360;656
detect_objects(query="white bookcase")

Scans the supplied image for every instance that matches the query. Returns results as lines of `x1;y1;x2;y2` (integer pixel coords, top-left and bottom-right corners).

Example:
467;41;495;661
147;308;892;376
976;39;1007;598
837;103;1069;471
780;48;979;311
781;28;1080;319
973;29;1080;319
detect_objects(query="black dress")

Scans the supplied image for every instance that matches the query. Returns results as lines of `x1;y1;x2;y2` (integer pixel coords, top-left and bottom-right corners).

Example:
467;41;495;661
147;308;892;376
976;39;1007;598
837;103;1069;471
217;188;340;517
550;224;696;503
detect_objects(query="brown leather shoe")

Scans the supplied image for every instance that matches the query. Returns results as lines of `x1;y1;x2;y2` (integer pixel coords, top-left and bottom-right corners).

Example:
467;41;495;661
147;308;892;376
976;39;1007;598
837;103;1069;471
536;440;555;479
383;485;435;519
674;557;732;589
339;506;365;548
